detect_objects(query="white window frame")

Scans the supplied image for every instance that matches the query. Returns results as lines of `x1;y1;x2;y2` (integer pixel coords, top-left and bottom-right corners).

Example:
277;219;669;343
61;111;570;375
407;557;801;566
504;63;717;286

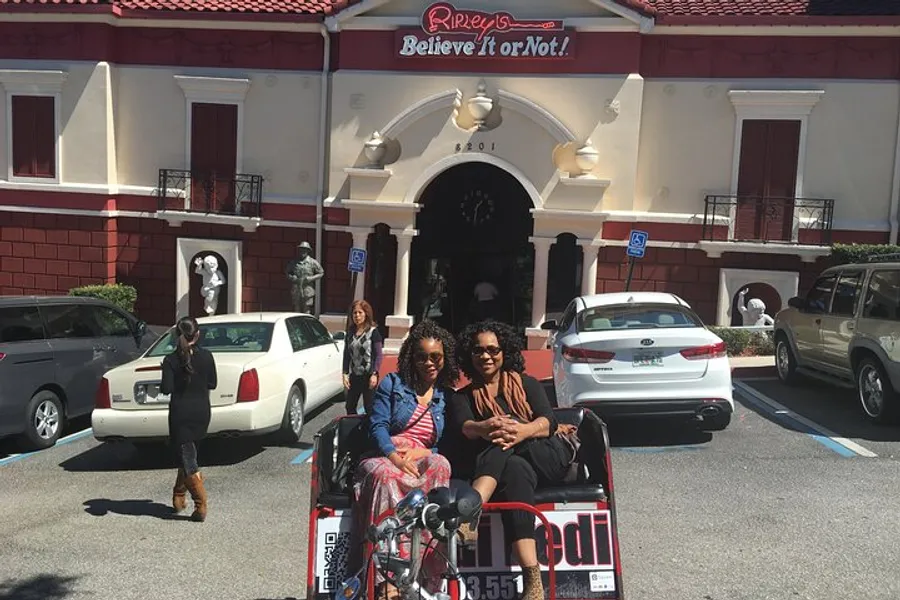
0;69;67;185
727;89;824;242
174;75;250;211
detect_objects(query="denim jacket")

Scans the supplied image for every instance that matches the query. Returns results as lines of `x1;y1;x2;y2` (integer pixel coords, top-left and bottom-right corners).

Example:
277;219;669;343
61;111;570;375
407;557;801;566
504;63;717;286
369;372;446;457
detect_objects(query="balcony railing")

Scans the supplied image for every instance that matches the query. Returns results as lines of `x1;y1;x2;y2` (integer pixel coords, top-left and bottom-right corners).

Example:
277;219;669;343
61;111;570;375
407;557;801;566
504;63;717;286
702;195;834;246
157;169;264;218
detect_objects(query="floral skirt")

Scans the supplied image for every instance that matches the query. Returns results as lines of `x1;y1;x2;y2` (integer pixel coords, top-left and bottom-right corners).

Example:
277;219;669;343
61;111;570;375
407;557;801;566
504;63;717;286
352;448;451;590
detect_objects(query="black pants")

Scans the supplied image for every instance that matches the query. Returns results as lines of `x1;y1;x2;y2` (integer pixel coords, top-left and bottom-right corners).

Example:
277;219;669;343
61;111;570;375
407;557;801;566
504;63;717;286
179;442;199;477
345;374;374;415
474;437;570;543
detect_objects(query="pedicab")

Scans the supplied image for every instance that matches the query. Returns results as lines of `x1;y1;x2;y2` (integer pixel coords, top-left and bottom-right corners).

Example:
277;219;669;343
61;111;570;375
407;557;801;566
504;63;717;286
306;407;624;600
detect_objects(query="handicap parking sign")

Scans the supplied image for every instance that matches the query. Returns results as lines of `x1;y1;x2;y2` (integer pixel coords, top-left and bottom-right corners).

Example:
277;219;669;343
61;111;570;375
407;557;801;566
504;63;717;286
626;229;648;259
348;247;367;273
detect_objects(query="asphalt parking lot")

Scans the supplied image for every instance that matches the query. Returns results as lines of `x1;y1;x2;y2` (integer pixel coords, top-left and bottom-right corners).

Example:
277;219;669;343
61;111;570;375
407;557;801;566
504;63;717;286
2;376;899;600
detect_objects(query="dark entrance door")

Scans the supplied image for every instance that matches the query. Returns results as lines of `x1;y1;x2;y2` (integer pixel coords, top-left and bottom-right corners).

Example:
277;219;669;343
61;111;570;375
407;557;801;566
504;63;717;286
190;103;238;213
410;162;534;334
735;119;801;242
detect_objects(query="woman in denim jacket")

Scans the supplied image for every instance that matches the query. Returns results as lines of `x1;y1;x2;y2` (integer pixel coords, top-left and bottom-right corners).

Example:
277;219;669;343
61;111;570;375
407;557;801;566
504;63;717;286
352;319;459;600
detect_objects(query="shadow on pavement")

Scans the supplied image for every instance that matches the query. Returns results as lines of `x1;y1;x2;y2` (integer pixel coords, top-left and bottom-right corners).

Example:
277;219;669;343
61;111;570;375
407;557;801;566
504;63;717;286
541;379;714;448
0;574;79;599
0;416;92;460
83;498;192;520
59;437;269;472
742;378;900;443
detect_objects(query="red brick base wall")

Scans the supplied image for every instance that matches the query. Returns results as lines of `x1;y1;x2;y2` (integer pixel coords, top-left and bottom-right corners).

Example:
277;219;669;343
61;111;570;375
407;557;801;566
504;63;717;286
0;213;114;294
1;213;354;326
594;246;833;324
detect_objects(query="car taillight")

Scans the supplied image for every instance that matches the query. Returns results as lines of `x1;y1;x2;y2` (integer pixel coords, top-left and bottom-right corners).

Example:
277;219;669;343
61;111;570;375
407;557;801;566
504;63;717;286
680;341;727;360
562;345;615;364
0;352;6;362
95;377;111;409
237;369;260;402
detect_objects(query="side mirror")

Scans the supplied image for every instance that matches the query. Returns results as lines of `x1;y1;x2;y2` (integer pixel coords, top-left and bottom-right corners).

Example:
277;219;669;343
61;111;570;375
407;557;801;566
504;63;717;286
332;331;346;341
787;297;806;310
540;320;559;331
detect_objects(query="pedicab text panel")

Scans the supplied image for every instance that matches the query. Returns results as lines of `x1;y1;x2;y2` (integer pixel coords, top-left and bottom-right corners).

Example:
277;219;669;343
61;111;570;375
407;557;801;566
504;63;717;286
314;510;616;599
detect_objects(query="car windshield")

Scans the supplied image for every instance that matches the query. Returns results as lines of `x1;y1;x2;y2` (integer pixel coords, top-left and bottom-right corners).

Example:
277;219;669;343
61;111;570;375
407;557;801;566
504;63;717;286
578;303;702;331
146;322;275;356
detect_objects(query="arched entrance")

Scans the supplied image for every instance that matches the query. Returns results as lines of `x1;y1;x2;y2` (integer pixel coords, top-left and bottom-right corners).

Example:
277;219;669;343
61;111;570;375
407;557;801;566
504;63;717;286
410;161;534;333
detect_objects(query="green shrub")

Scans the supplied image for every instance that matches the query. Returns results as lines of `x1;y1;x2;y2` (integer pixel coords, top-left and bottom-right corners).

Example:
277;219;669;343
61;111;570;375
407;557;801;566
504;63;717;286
831;243;900;265
708;326;774;357
69;283;138;314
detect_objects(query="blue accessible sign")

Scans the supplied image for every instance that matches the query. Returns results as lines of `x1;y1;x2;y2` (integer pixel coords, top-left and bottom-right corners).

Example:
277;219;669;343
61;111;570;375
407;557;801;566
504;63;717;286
626;229;649;259
347;247;367;273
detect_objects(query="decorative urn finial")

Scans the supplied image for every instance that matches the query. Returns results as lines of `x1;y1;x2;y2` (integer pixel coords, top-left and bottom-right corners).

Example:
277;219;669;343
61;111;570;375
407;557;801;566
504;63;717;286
467;81;494;130
364;131;387;168
574;139;600;177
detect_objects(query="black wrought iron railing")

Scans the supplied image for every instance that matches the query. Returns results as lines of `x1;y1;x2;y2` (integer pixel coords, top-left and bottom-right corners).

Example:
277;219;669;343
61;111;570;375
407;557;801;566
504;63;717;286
157;169;264;218
702;195;834;246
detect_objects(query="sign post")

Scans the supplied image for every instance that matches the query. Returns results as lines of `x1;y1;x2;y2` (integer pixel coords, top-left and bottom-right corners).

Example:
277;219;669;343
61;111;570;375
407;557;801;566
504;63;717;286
624;230;648;292
347;247;367;301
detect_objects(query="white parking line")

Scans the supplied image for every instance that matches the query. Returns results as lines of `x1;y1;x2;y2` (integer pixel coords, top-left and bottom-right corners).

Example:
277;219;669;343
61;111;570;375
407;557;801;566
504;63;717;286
0;428;94;467
734;381;878;458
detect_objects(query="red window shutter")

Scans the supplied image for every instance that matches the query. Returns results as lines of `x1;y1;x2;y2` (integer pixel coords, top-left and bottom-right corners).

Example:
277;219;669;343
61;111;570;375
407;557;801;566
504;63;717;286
11;95;55;178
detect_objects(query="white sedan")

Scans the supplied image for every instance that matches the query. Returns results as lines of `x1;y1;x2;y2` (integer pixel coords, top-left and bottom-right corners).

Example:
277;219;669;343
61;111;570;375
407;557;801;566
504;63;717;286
92;312;345;444
543;292;734;431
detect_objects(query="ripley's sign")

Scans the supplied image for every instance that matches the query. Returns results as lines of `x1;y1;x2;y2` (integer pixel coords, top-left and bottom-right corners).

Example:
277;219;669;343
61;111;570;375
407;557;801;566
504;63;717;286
396;2;576;60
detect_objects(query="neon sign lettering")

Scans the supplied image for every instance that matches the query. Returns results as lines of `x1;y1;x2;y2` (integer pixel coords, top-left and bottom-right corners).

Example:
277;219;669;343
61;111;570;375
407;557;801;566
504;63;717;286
422;2;563;43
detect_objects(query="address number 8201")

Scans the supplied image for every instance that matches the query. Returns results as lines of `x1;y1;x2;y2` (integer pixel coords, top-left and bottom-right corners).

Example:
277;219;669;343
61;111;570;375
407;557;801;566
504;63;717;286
455;142;496;152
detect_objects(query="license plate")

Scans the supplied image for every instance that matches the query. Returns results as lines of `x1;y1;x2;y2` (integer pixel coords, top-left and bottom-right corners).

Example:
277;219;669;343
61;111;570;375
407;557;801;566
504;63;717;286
633;351;663;367
137;383;170;404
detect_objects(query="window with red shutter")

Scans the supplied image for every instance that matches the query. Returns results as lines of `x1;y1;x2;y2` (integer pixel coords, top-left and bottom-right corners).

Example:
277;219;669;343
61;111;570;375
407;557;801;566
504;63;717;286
11;95;56;179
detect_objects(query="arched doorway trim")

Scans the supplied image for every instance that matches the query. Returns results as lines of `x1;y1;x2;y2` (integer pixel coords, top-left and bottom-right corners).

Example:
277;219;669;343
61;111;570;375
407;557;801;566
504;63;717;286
381;89;463;139
404;153;544;210
496;89;577;145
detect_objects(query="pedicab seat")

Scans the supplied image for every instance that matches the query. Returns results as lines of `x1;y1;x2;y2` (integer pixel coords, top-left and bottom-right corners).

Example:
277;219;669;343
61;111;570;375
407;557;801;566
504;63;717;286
313;408;610;510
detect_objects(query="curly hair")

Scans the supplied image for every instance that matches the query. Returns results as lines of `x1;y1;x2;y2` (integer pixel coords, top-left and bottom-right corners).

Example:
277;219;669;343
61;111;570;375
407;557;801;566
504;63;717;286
397;319;459;389
456;320;526;381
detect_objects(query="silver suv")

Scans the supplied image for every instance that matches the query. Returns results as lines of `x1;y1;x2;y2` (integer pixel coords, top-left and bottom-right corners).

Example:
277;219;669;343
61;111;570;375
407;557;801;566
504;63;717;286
0;296;157;450
774;259;900;424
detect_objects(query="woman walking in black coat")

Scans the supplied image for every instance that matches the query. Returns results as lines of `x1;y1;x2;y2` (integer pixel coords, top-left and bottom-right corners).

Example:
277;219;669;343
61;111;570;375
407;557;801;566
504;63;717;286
161;316;218;522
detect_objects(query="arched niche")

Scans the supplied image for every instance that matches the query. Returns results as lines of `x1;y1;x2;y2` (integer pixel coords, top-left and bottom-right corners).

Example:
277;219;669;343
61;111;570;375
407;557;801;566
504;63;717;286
176;238;243;322
730;282;781;326
717;268;798;326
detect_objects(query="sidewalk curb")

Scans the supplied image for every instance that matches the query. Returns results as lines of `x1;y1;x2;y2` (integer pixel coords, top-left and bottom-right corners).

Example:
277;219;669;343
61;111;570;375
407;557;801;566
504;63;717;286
730;356;777;380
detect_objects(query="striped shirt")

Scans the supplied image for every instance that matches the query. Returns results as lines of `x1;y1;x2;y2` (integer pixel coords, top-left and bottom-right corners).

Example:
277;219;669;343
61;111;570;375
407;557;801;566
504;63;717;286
404;403;436;447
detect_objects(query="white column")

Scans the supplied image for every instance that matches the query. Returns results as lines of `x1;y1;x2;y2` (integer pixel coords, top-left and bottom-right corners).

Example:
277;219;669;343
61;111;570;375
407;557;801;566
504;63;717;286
578;240;600;296
530;237;554;327
393;233;413;316
350;227;369;301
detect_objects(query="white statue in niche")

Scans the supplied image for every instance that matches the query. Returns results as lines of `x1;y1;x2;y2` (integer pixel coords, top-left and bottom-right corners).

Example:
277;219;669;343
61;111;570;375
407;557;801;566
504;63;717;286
737;287;774;327
194;255;226;316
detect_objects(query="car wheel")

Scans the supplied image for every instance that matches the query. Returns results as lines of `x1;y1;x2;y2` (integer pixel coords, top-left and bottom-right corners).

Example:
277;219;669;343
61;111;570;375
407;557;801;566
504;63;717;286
280;384;305;444
775;336;799;385
856;357;900;425
699;412;731;432
18;390;64;451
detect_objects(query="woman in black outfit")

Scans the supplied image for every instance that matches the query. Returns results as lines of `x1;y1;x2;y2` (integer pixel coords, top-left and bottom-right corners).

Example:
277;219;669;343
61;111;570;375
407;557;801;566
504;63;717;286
448;320;574;600
161;316;218;522
341;299;384;415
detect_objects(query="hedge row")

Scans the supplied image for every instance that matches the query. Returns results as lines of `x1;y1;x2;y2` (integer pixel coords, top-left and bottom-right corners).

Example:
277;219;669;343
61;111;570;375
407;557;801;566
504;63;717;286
831;243;900;265
708;326;774;357
69;283;138;314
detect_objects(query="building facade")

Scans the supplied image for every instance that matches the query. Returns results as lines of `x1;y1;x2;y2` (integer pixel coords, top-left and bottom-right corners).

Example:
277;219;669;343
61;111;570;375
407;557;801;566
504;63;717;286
0;0;898;350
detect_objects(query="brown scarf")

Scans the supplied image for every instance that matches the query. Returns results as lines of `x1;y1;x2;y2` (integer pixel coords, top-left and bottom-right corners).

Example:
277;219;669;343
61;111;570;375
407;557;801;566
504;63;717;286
473;371;533;422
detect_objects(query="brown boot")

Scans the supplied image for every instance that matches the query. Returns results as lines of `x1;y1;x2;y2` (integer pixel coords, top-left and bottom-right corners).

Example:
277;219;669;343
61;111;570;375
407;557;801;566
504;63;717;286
185;472;207;522
521;565;544;600
172;469;188;513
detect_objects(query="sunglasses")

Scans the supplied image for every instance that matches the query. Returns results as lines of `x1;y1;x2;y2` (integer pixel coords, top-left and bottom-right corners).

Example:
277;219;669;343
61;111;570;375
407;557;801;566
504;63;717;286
415;352;445;364
471;345;502;357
